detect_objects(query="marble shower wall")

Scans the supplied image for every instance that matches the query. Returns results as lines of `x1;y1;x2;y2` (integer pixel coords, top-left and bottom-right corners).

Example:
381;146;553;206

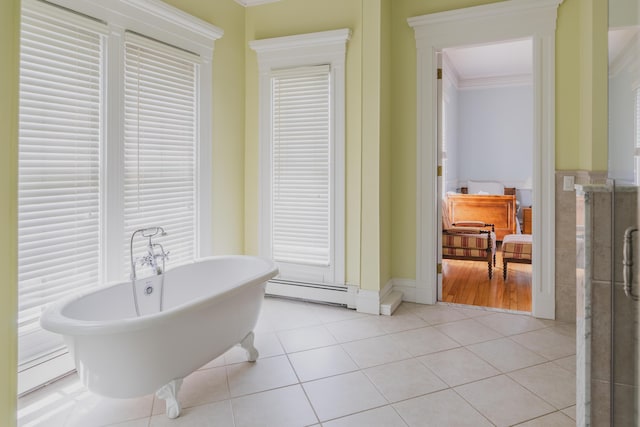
576;184;638;426
555;171;607;323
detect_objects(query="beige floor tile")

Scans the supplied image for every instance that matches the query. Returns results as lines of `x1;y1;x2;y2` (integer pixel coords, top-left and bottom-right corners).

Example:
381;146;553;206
309;303;368;323
17;375;80;427
18;297;582;427
435;318;503;345
260;299;323;331
508;362;576;409
277;324;337;353
454;306;495;318
514;411;575;426
226;355;298;397
389;326;460;357
65;392;154;427
342;335;412;368
475;312;549;336
418;347;499;387
288;345;358;382
407;304;468;325
323;406;408;427
553;355;576;373
324;316;387;343
173;366;229;410
149;400;233;427
222;331;285;365
510;326;575;360
363;358;447;403
455;375;554;427
562;405;576;420
231;384;318;427
377;304;429;333
467;337;548;372
393;389;493;427
303;371;387;422
105;419;151;427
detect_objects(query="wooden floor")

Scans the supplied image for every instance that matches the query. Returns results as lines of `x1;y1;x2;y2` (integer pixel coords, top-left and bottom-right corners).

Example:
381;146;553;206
441;245;532;312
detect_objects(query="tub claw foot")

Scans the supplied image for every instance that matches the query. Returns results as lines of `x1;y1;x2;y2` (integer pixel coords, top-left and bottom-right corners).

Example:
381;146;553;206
240;331;259;362
156;378;183;419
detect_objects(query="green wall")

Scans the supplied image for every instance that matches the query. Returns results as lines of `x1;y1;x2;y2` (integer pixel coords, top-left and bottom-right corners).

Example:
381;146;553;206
162;0;247;255
0;0;19;424
390;0;609;279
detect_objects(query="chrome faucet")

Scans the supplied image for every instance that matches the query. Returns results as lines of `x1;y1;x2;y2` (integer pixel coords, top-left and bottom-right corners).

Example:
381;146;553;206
130;227;170;280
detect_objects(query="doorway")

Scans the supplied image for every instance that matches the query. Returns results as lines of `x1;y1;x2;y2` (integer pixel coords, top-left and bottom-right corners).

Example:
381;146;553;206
409;0;561;319
438;40;534;312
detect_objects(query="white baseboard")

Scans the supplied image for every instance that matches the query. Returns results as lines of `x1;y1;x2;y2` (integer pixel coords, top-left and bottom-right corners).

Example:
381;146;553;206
392;278;417;302
356;288;382;315
266;281;349;305
267;278;416;316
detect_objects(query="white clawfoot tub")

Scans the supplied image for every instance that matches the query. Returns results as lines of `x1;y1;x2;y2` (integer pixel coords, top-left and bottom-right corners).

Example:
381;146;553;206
41;255;278;419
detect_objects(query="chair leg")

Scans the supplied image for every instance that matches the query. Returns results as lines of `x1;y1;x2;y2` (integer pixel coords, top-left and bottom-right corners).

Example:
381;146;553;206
488;260;492;279
503;260;508;280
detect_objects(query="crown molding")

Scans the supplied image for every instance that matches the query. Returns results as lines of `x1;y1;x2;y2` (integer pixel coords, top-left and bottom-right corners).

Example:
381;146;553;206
458;73;533;90
250;28;351;54
408;0;563;28
121;0;223;41
234;0;280;7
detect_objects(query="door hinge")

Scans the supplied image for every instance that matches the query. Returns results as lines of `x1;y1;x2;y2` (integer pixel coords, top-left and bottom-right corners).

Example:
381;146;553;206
437;68;442;80
437;166;442;177
437;263;442;274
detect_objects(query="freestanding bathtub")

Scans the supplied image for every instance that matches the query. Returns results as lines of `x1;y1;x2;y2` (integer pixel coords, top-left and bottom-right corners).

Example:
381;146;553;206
40;255;278;418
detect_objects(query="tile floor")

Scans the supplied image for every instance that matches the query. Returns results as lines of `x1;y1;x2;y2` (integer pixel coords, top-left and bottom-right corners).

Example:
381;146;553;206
17;298;577;427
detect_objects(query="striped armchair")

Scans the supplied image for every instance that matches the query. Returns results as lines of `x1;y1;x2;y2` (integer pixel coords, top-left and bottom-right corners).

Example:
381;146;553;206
442;222;496;279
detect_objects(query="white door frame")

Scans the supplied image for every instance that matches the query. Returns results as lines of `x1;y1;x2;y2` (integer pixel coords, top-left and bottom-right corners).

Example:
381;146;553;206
409;0;562;319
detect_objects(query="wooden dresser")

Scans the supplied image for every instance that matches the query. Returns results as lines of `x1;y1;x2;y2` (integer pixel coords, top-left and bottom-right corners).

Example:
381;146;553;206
522;207;532;234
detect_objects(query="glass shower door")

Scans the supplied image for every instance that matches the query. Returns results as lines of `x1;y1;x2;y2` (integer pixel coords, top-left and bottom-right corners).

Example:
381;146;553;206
609;0;639;424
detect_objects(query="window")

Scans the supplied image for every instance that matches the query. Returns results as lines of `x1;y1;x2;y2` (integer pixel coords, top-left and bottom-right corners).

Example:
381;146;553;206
271;66;331;266
251;29;349;289
123;33;199;269
18;0;106;369
17;0;221;392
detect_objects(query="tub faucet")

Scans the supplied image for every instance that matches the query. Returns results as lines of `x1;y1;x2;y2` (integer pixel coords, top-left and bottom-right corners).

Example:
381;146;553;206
130;227;169;280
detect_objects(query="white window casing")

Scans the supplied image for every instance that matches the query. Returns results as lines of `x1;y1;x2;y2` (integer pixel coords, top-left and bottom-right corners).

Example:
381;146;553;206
250;29;350;286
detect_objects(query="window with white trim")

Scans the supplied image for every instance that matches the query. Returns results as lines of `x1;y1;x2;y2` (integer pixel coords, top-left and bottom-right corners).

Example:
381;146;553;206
17;0;220;390
18;0;105;368
123;33;199;269
251;30;349;288
271;66;331;266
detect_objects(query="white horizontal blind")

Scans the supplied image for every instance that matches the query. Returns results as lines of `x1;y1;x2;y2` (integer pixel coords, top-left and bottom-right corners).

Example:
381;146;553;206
123;33;199;273
271;66;331;266
18;1;105;365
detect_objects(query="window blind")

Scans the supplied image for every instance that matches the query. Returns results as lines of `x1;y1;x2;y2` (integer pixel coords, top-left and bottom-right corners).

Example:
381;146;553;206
123;33;199;273
18;1;105;365
271;66;331;266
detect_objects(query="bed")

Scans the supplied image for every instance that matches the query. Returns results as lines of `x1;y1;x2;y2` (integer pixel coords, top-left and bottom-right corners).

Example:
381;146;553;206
446;182;518;242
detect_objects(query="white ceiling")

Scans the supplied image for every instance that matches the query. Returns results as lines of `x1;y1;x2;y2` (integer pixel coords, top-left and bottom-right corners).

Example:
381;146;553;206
443;39;533;82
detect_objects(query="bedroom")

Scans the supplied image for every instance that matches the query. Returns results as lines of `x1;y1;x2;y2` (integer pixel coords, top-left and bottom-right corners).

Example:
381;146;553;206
438;39;534;313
